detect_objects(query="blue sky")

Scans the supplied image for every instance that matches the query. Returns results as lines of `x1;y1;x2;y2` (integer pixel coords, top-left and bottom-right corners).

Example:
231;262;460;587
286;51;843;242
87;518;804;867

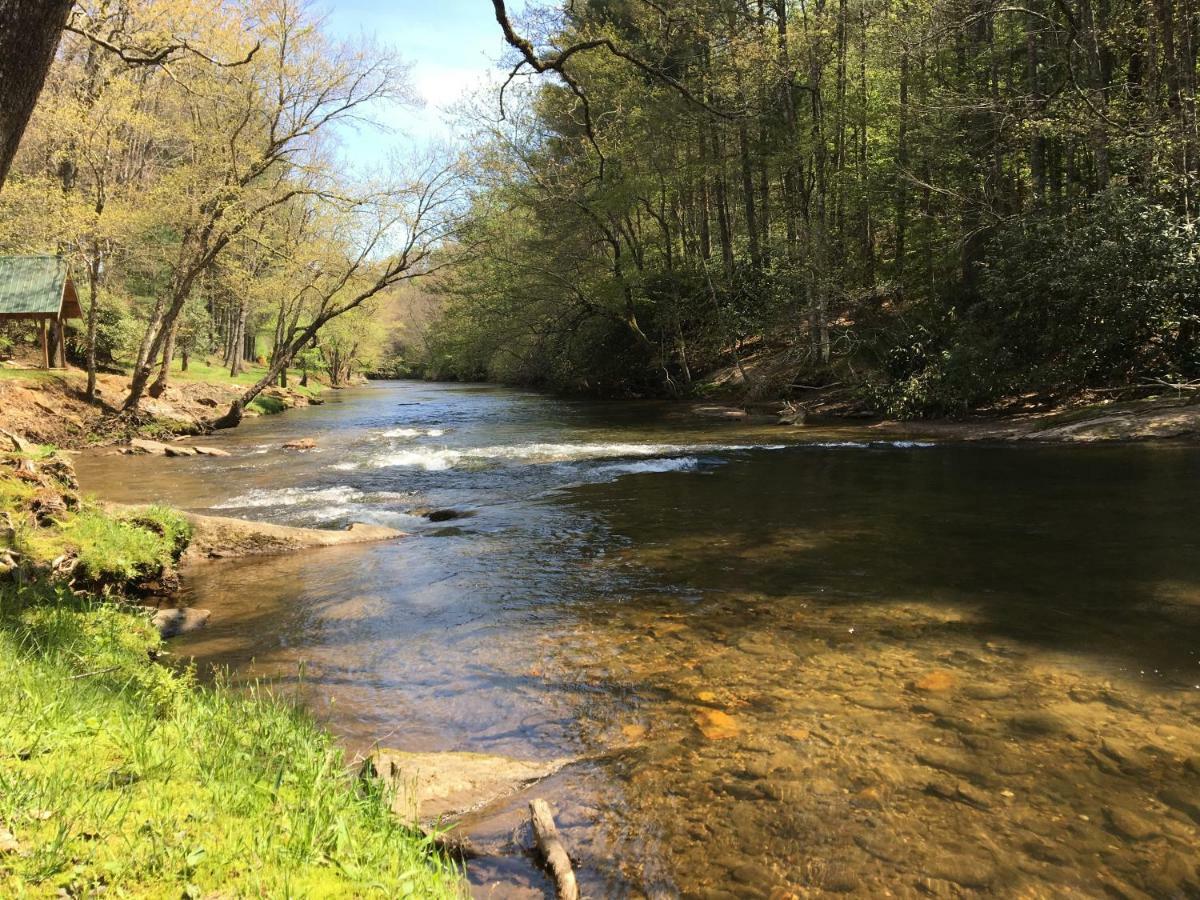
320;0;524;169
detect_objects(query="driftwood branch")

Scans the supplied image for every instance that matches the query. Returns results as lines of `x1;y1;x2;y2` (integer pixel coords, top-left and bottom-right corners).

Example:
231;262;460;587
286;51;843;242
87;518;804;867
529;799;578;900
1141;377;1200;392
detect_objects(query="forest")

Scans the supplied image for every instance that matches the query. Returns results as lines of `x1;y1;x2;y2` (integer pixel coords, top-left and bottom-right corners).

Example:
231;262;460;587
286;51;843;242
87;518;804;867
3;0;1199;419
0;0;458;426
426;0;1200;416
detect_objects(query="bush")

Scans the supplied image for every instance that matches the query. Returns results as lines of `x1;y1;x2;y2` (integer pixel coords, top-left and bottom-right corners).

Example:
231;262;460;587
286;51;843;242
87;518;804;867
868;190;1200;416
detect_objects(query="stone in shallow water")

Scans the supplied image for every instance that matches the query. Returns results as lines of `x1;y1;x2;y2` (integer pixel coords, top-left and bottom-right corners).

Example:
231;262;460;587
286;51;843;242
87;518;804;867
820;863;861;893
1008;711;1069;737
151;607;210;638
1159;786;1200;824
854;832;904;863
963;683;1011;701
848;691;904;711
912;699;955;718
1101;737;1151;774
695;708;740;740
1103;805;1158;842
1143;851;1200;896
915;748;989;783
366;749;571;824
925;852;996;888
912;671;956;693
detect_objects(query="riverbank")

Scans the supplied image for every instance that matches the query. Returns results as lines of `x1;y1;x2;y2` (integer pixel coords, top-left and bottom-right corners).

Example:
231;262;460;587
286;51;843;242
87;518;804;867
0;362;326;449
683;392;1200;443
0;434;464;897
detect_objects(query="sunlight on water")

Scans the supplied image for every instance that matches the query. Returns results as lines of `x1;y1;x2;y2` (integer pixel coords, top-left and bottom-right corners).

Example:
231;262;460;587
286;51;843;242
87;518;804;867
75;381;1200;898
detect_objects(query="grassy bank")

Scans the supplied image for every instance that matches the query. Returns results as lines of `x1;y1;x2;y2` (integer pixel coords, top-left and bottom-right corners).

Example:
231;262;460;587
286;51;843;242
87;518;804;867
0;441;464;897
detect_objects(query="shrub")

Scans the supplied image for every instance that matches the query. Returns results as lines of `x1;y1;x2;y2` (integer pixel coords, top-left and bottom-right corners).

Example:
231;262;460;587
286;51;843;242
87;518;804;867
868;190;1200;416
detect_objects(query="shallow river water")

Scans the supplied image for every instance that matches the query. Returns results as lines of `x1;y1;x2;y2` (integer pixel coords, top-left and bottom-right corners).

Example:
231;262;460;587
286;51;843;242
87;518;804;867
76;381;1200;898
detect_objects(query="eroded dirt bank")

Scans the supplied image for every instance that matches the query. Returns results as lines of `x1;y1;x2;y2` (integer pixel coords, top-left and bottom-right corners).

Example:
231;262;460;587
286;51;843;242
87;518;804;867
0;369;320;448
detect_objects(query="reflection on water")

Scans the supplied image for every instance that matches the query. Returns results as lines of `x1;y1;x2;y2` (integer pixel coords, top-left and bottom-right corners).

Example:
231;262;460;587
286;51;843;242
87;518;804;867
76;382;1200;897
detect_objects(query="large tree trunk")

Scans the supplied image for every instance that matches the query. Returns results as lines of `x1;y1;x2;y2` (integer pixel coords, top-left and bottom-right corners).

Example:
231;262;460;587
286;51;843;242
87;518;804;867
148;318;179;398
0;0;73;190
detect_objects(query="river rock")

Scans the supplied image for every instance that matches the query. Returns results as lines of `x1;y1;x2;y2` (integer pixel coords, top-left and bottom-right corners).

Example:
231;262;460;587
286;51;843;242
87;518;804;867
912;698;955;718
1142;851;1200;896
854;832;904;863
192;446;231;457
1008;711;1069;737
963;683;1011;701
151;607;211;638
129;438;170;455
1103;805;1158;841
163;445;198;457
820;863;860;893
423;508;469;522
366;749;572;824
1100;737;1150;774
848;691;904;711
1158;787;1200;825
695;708;740;740
915;748;989;783
282;438;316;450
912;670;956;693
925;852;996;888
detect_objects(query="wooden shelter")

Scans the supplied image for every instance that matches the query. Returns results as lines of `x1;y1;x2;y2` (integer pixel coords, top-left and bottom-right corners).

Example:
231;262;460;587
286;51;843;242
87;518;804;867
0;256;82;368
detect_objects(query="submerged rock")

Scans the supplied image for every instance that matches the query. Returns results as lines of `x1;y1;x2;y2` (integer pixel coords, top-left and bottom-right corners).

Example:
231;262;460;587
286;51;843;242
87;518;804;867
151;607;211;638
695;708;740;740
1103;805;1158;841
925;852;997;888
282;438;316;450
365;749;572;824
1100;737;1151;774
1007;711;1069;737
912;670;956;693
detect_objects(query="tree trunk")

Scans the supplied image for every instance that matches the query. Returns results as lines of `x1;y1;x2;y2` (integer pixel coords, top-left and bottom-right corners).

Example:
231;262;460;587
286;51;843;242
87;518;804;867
148;318;179;398
0;0;73;190
85;252;100;399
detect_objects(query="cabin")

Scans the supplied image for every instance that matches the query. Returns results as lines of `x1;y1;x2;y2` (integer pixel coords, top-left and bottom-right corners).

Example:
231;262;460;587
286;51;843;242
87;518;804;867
0;255;83;368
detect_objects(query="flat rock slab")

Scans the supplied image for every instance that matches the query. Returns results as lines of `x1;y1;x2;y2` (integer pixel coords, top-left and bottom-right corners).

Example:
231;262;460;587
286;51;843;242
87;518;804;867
181;512;403;561
368;749;573;824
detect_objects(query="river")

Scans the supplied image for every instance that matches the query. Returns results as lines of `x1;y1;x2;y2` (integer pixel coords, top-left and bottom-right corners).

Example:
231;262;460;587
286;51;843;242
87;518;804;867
75;380;1200;897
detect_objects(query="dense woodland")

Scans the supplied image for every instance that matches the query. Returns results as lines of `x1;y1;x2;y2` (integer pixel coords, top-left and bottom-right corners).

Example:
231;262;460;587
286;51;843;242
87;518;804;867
427;0;1200;414
2;0;1200;418
0;0;457;424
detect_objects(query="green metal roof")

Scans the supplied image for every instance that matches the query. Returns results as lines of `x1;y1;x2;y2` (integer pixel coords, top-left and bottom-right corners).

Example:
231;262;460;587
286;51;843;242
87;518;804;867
0;256;71;316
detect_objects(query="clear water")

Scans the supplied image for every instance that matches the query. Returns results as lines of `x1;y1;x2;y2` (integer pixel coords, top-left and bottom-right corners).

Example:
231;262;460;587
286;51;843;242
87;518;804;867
75;381;1200;898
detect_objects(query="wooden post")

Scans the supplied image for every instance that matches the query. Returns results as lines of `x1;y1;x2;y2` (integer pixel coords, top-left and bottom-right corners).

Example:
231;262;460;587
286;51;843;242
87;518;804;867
40;319;49;368
56;317;66;368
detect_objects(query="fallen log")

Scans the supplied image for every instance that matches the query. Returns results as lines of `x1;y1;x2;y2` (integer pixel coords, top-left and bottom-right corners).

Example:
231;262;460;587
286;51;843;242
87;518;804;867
530;798;578;900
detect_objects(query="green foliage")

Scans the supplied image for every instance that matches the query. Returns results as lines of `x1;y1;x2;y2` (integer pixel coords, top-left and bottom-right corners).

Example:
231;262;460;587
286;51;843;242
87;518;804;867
867;192;1200;416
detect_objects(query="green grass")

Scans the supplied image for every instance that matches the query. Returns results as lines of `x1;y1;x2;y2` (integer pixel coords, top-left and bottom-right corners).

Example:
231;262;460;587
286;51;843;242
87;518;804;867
0;586;465;898
0;455;465;897
0;368;64;383
171;359;325;397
